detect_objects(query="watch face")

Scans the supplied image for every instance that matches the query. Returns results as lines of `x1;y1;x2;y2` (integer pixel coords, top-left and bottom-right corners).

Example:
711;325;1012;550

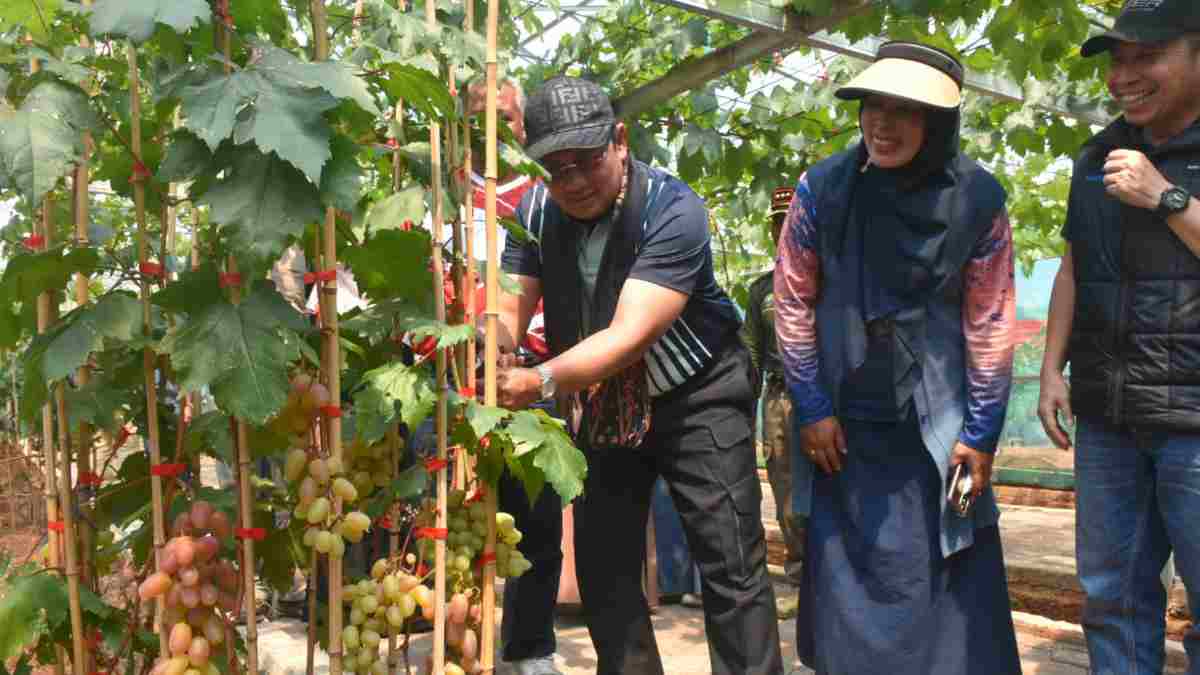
1166;188;1190;211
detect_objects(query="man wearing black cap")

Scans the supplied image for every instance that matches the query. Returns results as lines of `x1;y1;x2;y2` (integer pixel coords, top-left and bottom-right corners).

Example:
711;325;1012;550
492;75;784;674
1038;1;1200;671
741;186;806;588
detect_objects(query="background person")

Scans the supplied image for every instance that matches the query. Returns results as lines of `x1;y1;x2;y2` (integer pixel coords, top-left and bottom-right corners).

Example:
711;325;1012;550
741;185;807;587
774;41;1021;674
493;75;783;675
1039;1;1200;671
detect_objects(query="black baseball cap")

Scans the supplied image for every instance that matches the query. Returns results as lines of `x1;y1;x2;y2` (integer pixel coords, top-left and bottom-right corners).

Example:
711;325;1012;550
523;76;616;161
1082;0;1200;58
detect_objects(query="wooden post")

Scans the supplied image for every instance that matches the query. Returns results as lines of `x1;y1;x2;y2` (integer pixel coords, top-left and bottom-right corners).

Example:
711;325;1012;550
480;0;502;667
463;0;478;429
126;42;171;660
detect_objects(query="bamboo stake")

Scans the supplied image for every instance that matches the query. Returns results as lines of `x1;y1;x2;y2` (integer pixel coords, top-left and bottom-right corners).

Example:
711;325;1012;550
226;263;259;674
447;60;469;492
308;5;346;675
424;0;450;669
481;0;502;667
53;383;86;675
463;0;477;427
126;42;171;661
26;43;69;675
73;0;96;601
210;8;260;672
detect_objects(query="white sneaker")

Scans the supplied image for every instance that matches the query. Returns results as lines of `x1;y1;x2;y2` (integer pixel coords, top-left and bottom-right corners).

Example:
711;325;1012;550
512;656;562;675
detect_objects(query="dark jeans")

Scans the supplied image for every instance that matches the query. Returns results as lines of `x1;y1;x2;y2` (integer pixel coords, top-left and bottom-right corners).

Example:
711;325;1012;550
1075;416;1200;674
499;464;563;661
573;342;784;675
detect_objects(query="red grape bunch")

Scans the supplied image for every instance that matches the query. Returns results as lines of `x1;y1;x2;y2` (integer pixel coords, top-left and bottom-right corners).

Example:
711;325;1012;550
137;499;239;675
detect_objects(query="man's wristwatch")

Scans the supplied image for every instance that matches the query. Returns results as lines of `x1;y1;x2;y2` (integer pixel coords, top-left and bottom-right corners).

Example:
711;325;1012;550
534;363;557;400
1156;185;1192;220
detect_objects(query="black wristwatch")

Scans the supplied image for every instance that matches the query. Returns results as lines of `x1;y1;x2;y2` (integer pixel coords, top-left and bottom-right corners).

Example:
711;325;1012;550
1155;185;1192;220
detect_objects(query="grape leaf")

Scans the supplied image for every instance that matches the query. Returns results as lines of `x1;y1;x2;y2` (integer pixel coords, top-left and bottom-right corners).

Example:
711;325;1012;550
151;261;222;314
0;573;68;660
529;414;587;504
21;292;142;421
185;411;235;466
363;184;426;233
320;134;364;212
462;401;509;440
507;410;547;457
0;245;99;307
160;285;304;425
0;82;86;202
65;378;127;433
342;228;433;305
170;42;377;184
156;130;213;183
197;147;322;264
88;0;211;43
352;361;436;443
0;0;63;42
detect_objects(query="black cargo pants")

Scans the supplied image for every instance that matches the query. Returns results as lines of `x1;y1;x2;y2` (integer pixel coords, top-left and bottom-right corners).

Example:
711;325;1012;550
573;341;784;675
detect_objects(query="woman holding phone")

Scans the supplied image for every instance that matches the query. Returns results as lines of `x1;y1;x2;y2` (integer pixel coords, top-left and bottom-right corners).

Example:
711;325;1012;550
773;41;1021;674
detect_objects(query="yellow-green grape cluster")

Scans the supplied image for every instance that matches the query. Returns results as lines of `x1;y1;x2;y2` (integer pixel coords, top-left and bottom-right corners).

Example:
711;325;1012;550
421;490;531;581
340;559;435;675
344;437;396;502
286;446;373;559
138;500;238;675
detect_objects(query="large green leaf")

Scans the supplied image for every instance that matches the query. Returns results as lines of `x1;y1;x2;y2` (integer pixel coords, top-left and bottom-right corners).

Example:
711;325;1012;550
0;245;99;308
352;361;436;443
0;573;67;660
528;412;587;504
342;228;433;305
197;147;322;264
319;134;365;212
160;285;305;425
156;130;213;183
151;261;223;314
171;42;378;184
0;81;87;202
88;0;211;43
21;292;142;421
0;0;64;42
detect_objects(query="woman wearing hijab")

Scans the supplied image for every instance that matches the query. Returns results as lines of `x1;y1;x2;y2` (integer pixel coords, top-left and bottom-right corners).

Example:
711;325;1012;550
774;41;1022;674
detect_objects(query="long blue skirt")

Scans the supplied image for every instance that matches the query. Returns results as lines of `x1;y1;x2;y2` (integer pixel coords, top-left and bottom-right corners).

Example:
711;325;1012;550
795;415;1022;675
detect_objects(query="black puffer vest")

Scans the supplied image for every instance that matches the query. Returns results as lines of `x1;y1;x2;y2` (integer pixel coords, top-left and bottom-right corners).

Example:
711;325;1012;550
1068;118;1200;430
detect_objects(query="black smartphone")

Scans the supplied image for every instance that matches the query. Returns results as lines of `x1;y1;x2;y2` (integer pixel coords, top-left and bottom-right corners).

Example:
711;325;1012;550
946;463;975;518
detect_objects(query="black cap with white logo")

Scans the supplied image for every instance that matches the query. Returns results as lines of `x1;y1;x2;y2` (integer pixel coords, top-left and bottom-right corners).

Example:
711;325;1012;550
522;76;615;161
1082;0;1200;57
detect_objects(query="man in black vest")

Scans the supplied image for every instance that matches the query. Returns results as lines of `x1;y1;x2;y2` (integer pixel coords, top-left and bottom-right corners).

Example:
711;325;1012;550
492;76;784;675
1039;1;1200;671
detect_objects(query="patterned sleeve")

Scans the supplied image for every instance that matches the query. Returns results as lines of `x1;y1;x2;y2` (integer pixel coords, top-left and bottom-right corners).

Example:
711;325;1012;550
959;209;1017;453
773;175;833;426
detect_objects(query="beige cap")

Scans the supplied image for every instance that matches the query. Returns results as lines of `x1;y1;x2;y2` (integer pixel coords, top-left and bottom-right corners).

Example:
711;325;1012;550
836;42;964;111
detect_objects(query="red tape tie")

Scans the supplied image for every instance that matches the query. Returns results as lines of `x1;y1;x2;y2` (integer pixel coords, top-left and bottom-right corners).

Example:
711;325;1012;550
48;521;65;533
138;261;165;279
235;528;266;541
424;457;449;473
414;527;448;540
304;269;337;284
113;425;132;450
130;159;152;183
458;386;475;398
22;234;45;251
320;405;342;418
476;552;497;568
378;517;393;531
150;463;187;478
218;272;242;289
78;472;103;487
465;485;487;504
